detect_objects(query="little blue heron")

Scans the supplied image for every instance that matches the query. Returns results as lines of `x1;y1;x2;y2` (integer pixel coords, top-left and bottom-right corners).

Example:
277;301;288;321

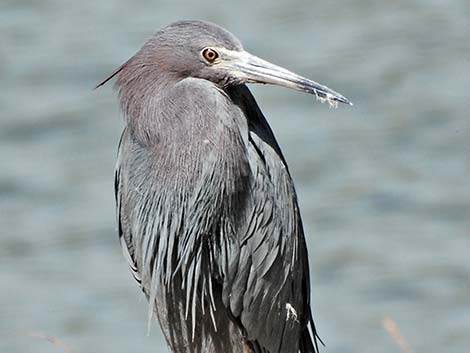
98;20;351;353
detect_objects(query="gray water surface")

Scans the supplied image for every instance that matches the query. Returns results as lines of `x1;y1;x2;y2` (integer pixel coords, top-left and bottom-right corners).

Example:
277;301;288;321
1;1;469;353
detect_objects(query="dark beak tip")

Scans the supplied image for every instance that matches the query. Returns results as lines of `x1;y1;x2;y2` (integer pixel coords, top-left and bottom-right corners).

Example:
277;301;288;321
335;95;353;106
323;94;353;108
342;98;353;106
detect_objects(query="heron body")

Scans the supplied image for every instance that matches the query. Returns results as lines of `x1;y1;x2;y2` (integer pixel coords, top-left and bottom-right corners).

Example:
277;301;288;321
102;20;350;353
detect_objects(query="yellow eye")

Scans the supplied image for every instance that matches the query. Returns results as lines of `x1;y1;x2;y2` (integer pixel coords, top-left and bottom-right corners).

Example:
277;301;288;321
202;48;219;63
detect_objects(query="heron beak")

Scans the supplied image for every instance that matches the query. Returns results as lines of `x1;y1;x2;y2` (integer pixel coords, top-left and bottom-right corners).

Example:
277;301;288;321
227;50;352;106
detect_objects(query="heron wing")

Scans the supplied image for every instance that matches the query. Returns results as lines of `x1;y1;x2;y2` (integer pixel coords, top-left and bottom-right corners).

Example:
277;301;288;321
115;128;142;285
220;85;321;353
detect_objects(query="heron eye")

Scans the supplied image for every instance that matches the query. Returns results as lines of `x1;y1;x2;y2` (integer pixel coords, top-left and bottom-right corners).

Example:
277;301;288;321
202;48;219;63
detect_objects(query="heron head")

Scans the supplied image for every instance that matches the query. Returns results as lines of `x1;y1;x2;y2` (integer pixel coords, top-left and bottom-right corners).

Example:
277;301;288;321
98;20;351;106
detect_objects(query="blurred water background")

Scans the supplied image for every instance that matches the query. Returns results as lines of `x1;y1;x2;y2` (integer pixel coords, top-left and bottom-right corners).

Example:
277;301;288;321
1;1;469;352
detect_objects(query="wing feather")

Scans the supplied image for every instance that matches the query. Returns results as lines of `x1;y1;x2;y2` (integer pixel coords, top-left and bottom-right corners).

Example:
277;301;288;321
220;85;321;353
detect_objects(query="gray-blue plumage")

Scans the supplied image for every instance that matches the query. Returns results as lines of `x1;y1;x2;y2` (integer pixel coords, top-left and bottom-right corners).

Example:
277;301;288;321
102;20;351;353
